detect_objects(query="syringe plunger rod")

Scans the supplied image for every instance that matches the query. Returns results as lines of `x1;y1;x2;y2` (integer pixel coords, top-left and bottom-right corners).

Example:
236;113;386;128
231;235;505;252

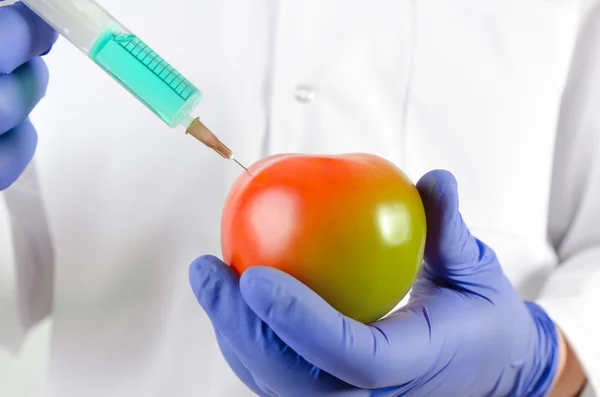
185;118;233;160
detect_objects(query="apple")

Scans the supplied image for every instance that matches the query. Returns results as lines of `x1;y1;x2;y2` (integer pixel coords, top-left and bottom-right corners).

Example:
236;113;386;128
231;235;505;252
220;153;426;323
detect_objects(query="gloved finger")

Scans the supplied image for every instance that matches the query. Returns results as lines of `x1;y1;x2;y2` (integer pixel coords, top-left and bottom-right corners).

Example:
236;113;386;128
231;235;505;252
0;118;37;190
240;266;433;389
189;255;355;396
415;169;499;284
214;330;273;397
0;57;50;134
0;2;58;75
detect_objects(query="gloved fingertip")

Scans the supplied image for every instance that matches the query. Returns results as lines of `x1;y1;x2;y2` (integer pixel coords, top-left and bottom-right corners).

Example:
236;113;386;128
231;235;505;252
188;254;228;298
240;267;289;320
240;267;276;299
39;32;59;57
0;120;38;191
191;253;223;268
416;169;459;213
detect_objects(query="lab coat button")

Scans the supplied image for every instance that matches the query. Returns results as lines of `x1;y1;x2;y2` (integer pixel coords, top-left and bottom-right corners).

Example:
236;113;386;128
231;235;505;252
294;85;316;104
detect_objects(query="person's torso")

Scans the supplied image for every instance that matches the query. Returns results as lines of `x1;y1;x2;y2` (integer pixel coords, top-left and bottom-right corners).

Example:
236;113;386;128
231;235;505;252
11;0;582;395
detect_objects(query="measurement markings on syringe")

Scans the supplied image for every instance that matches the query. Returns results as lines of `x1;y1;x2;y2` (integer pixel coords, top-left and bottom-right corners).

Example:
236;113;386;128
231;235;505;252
114;34;196;101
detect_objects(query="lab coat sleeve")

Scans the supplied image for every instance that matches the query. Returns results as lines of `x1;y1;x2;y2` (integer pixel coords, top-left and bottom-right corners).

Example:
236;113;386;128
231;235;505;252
0;159;54;353
536;2;600;394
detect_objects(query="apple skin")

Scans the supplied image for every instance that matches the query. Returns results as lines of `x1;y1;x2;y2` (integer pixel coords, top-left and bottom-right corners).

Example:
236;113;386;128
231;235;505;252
220;153;427;323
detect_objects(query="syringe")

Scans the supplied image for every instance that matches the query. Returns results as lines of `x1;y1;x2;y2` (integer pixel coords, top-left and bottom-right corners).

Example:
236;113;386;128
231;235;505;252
15;0;247;170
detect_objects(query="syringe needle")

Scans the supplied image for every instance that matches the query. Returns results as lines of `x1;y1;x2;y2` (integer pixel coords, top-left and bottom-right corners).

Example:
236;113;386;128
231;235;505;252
185;117;250;173
232;158;249;172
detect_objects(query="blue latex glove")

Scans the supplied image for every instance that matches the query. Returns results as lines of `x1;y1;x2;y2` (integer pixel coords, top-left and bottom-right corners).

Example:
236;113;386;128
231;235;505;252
0;2;57;191
190;170;560;397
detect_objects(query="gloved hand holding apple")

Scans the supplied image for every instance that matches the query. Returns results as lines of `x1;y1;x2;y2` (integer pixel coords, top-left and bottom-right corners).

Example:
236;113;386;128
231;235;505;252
189;153;561;396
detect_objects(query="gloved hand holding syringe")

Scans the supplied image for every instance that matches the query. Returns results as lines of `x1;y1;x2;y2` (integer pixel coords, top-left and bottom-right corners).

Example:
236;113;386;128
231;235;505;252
12;0;248;171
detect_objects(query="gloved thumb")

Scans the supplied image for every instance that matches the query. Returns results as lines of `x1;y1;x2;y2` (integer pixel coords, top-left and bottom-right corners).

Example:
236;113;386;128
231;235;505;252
416;170;499;285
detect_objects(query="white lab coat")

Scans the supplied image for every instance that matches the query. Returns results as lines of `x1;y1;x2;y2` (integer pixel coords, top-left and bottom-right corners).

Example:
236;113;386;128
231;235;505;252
1;1;600;396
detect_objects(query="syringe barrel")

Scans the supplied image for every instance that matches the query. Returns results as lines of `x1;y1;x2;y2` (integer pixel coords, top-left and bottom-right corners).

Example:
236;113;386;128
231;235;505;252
20;0;203;129
20;0;122;54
